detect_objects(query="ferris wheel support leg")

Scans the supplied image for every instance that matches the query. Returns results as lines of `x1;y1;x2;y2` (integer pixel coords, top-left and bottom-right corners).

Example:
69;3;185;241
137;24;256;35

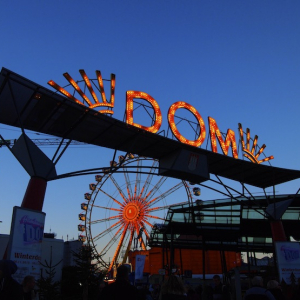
270;220;287;242
21;177;47;211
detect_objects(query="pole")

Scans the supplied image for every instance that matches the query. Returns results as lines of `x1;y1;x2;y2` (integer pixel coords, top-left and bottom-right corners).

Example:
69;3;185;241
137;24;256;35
21;177;47;211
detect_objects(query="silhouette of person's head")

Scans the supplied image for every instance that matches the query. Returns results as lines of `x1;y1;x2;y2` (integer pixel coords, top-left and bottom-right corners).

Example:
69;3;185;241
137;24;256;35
161;275;186;295
116;265;129;281
252;276;264;287
0;260;18;279
213;274;221;287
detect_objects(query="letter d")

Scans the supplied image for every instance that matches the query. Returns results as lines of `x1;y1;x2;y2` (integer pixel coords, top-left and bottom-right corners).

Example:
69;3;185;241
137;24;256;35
126;91;162;133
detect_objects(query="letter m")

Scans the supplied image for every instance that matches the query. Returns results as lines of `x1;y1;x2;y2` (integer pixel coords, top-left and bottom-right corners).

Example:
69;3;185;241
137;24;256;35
208;117;238;158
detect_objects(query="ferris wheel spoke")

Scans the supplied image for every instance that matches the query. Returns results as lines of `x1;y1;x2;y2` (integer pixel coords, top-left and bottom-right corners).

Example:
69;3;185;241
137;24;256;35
143;219;154;229
120;226;131;253
138;160;158;200
108;223;129;271
109;174;129;203
90;215;120;225
142;176;167;204
145;214;165;221
92;204;122;212
99;224;125;256
92;220;123;242
134;159;142;199
148;204;173;212
123;166;133;200
147;182;184;207
122;227;135;264
99;188;124;207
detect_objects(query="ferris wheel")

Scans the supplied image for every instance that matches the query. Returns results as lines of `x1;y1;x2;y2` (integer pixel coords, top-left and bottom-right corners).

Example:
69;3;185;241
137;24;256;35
78;153;201;271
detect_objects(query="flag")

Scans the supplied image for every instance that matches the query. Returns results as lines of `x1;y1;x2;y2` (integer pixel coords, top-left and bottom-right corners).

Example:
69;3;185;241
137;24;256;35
135;255;146;280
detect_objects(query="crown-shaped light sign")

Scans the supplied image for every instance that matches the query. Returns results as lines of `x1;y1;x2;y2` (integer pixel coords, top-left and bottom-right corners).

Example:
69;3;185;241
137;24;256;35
238;123;274;164
48;70;274;164
48;70;115;114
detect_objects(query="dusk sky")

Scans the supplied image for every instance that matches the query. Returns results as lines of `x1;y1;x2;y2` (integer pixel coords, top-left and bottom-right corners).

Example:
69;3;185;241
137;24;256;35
1;1;300;254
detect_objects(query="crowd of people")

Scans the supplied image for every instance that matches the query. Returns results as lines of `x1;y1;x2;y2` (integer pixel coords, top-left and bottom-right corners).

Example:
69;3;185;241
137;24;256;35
0;260;37;300
1;259;300;300
243;276;300;300
98;266;300;300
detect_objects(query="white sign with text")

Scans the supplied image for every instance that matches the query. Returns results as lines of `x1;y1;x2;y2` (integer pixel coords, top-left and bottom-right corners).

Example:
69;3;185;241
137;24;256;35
7;206;46;283
275;241;300;284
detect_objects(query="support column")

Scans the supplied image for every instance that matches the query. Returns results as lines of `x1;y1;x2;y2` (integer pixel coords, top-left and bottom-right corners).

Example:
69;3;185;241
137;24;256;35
21;177;47;211
170;227;174;275
270;220;287;242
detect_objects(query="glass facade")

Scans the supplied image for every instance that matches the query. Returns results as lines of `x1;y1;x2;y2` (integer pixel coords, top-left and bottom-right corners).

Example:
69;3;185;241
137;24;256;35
149;194;300;253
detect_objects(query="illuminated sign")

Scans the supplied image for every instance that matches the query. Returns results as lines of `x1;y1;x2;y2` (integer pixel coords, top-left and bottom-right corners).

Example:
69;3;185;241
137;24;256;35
49;70;274;164
168;102;206;147
126;91;162;133
48;70;115;114
238;123;274;164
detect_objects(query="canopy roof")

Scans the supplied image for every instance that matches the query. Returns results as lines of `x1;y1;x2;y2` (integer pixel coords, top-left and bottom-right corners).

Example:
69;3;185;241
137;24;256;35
1;67;300;187
148;194;300;253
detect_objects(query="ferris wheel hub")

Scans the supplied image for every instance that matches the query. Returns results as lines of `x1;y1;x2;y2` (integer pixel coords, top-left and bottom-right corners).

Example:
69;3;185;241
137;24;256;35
123;203;140;221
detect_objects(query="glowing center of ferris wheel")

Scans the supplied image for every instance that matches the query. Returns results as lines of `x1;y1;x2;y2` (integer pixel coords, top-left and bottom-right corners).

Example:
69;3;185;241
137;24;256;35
123;203;140;221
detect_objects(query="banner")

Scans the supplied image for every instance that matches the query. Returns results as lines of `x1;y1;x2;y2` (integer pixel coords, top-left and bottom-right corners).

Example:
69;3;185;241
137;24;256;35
7;206;46;283
135;255;146;280
275;241;300;284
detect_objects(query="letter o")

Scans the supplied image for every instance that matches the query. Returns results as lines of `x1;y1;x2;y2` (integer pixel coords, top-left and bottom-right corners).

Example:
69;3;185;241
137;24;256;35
168;101;206;147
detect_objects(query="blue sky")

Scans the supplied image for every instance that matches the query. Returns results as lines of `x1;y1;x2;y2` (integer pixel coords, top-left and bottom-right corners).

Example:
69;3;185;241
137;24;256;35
1;1;300;252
